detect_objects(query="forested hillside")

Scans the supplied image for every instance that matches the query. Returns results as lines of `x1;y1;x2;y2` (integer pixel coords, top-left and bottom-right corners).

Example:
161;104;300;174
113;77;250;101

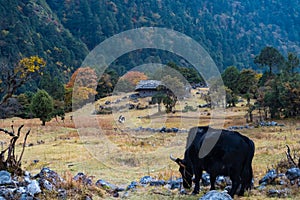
0;0;89;84
1;0;300;75
46;0;300;71
1;0;300;101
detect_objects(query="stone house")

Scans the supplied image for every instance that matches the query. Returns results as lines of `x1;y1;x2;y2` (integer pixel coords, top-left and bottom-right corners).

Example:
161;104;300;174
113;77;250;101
135;80;164;97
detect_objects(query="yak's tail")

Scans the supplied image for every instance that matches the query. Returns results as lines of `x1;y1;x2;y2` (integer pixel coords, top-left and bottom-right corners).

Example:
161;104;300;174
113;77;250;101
242;138;255;190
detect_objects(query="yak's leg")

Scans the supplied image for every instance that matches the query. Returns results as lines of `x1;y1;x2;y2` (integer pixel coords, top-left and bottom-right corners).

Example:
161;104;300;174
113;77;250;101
209;175;216;190
192;170;202;194
238;183;245;196
229;175;240;197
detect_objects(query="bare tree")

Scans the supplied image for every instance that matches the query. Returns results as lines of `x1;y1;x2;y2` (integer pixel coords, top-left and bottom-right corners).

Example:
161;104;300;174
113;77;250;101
0;125;30;175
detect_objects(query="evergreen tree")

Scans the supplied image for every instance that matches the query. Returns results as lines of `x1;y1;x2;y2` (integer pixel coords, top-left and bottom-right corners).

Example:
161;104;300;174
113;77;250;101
222;66;240;93
254;46;285;74
31;90;54;126
39;73;65;101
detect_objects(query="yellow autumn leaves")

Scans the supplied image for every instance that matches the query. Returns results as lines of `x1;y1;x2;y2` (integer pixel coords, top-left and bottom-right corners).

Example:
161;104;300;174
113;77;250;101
15;56;46;78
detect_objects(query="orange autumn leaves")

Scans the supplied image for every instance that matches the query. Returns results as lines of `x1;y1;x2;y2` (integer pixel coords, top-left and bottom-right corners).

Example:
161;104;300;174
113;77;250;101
66;67;98;107
66;68;148;108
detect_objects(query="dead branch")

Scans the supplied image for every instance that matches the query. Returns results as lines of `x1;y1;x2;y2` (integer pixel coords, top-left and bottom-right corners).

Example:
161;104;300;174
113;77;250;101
0;127;15;137
17;129;30;166
0;125;30;175
286;145;297;167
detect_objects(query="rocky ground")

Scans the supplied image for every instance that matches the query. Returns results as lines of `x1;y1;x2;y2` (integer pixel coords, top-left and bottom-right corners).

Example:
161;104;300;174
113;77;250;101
1;164;300;200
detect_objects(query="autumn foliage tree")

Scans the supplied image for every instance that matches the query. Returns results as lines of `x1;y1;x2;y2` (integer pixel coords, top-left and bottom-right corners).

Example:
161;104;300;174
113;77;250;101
0;56;46;105
120;71;148;86
96;69;118;98
66;67;98;109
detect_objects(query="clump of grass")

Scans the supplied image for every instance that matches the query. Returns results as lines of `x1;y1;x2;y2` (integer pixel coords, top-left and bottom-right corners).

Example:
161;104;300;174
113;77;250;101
37;170;105;200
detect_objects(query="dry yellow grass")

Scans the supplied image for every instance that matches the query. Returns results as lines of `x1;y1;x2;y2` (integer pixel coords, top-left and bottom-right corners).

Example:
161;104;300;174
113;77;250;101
1;94;300;199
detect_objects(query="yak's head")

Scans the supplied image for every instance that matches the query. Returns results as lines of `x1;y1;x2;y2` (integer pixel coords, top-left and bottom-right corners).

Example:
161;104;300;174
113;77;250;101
170;155;193;189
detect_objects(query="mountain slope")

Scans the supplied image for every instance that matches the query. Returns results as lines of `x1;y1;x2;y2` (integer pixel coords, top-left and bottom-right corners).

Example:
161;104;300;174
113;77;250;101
46;0;300;71
0;0;89;81
1;0;299;76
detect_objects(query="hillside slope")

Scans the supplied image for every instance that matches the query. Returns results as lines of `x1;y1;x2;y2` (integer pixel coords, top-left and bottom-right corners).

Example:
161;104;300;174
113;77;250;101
46;0;300;71
0;0;89;81
1;0;299;77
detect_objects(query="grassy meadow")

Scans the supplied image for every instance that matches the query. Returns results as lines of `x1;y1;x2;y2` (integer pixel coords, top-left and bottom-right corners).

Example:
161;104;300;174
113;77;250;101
0;90;300;199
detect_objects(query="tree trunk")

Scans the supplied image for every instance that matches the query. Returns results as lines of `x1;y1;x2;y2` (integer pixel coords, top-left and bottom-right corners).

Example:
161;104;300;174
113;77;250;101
249;111;253;122
258;108;262;122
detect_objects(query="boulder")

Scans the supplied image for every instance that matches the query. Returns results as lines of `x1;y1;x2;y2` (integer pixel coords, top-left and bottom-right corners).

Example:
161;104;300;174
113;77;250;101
0;171;12;185
27;180;41;196
199;190;233;200
35;167;65;187
286;168;300;181
73;172;92;185
259;169;277;184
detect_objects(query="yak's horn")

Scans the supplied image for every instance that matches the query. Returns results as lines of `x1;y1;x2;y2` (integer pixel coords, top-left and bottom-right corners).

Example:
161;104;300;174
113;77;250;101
170;154;177;162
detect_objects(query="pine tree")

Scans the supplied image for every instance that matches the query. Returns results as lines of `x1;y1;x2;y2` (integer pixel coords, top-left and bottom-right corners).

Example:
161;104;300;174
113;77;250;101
31;90;54;126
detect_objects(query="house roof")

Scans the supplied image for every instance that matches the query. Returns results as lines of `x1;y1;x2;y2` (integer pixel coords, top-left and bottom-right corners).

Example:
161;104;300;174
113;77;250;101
135;80;163;91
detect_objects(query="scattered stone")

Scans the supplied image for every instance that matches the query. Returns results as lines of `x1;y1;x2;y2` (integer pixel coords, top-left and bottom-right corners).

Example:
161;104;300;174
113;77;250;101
228;125;253;130
267;188;289;198
224;185;231;193
131;126;184;133
113;191;119;198
24;171;32;183
257;182;267;190
95;179;118;191
39;178;53;191
57;188;67;200
150;180;166;186
33;159;39;164
201;172;210;186
0;171;12;185
277;173;288;185
73;172;92;185
19;193;34;200
286;168;300;181
27;180;41;196
259;169;277;184
140;176;153;185
167;178;182;190
259;121;284;127
127;181;138;190
84;194;93;200
172;128;179;133
35;167;65;186
216;176;228;188
180;188;188;194
199;190;233;200
160;127;166;133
